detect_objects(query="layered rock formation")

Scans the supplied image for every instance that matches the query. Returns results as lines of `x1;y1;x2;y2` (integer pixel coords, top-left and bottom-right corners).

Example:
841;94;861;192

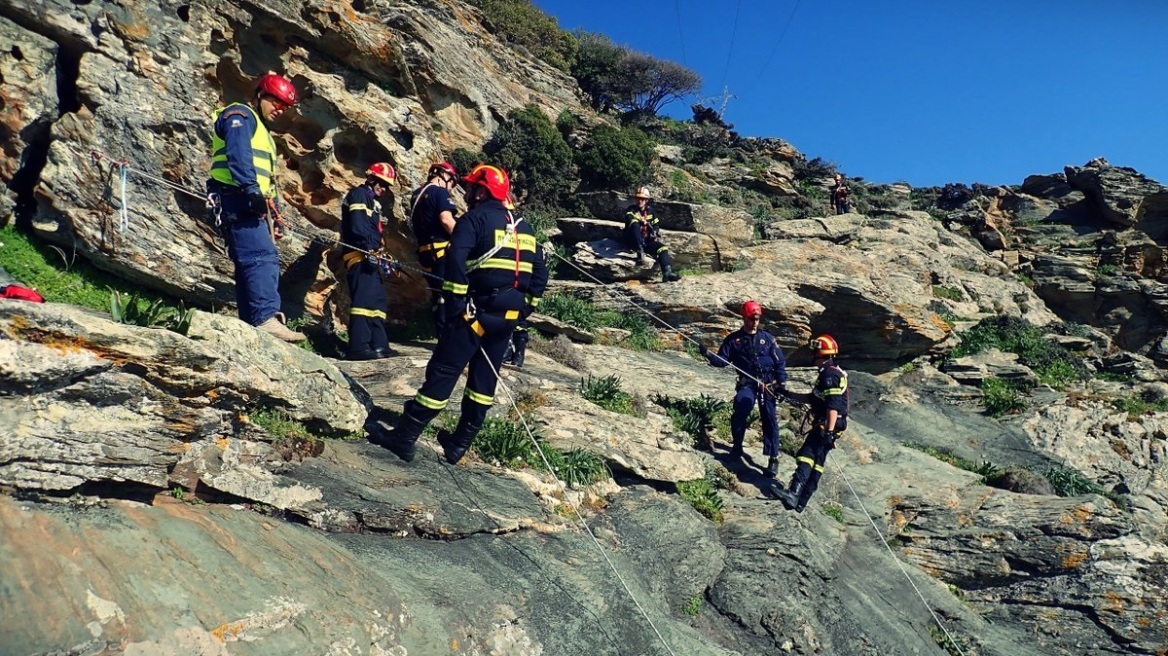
3;0;1168;655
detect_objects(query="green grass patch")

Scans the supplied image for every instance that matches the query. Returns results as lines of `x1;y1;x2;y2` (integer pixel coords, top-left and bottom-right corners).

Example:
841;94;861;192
250;407;313;441
683;595;702;616
931;285;963;301
0;224;188;315
539;293;662;351
473;416;537;467
906;443;1005;485
581;374;641;416
676;477;724;523
952;316;1089;390
981;377;1029;417
1042;464;1106;497
472;416;610;487
1111;393;1168;419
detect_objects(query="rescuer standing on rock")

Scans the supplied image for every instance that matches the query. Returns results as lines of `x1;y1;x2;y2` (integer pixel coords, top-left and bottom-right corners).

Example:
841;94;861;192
772;335;849;512
699;300;788;476
410;162;461;336
207;72;305;343
372;165;548;465
340;163;396;360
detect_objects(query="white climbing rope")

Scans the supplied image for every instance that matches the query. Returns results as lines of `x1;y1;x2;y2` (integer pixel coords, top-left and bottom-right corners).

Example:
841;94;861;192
481;349;679;656
836;464;968;656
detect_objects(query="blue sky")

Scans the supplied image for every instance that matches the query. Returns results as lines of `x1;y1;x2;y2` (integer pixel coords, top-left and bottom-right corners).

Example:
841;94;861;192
532;0;1168;188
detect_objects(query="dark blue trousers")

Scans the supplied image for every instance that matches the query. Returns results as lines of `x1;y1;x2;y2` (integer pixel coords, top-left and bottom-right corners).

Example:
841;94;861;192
404;288;524;431
730;382;780;456
346;259;388;357
220;193;280;326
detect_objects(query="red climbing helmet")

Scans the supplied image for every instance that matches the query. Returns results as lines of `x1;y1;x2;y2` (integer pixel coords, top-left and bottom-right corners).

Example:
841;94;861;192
256;73;297;107
462;164;510;201
740;300;762;319
366;162;396;185
429;162;458;180
810;334;838;357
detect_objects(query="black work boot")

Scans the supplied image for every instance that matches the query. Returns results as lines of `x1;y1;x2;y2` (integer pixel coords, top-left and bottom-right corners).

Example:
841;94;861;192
773;477;804;511
661;266;681;282
502;339;516;365
370;411;428;463
510;332;529;368
437;419;481;465
636;250;648;264
728;441;744;460
764;457;779;478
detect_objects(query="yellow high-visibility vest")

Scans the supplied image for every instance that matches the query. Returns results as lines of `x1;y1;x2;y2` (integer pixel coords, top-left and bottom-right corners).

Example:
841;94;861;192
209;103;278;198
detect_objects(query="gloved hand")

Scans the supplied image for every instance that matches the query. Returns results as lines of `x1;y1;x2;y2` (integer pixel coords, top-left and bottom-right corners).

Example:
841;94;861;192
777;383;789;397
521;304;536;320
247;192;268;216
698;343;709;357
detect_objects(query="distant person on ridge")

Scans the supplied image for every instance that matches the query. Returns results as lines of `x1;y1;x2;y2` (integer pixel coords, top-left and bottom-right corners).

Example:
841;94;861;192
624;186;680;283
772;335;850;513
831;174;851;215
698;300;788;477
207;72;305;343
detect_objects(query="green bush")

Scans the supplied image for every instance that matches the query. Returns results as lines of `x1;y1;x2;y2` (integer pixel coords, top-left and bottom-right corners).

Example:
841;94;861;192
575;124;654;191
953;316;1088;389
449;147;484;180
981;377;1029;417
484;105;575;209
109;290;194;335
931;285;963;301
581;374;639;416
473;417;538;467
822;501;845;524
653;393;728;449
606;310;661;351
677;478;724;523
541;448;610;488
571;31;626;112
684;595;702;616
1042;464;1106;497
469;0;577;72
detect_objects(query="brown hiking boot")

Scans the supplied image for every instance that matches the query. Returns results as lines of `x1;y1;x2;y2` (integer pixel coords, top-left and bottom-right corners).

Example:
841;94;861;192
257;317;307;343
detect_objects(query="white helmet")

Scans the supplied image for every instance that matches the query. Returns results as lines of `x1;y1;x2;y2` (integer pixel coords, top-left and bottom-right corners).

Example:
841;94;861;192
634;186;651;200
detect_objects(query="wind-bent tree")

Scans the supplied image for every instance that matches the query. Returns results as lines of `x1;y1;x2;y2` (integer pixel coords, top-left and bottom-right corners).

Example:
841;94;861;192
610;52;703;116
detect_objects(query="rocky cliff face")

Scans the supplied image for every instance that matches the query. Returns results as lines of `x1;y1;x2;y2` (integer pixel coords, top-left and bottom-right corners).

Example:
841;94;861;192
2;1;1168;655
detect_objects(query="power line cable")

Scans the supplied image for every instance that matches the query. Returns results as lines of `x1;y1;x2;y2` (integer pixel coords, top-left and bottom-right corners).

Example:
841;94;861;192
674;0;689;67
720;0;744;91
743;0;802;96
